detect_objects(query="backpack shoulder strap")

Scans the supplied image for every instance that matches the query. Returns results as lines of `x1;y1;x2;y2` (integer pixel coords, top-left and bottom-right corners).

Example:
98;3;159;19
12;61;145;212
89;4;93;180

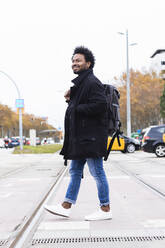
104;127;122;161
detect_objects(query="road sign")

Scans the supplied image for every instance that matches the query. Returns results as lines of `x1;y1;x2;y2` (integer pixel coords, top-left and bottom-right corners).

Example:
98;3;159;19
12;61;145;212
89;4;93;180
16;99;24;108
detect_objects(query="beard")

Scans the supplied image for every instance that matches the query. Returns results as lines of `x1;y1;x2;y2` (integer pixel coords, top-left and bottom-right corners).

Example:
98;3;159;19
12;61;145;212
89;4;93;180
73;70;79;74
73;68;87;75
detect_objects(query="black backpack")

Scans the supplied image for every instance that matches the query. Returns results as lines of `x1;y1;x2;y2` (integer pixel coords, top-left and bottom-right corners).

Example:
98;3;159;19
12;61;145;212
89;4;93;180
104;84;122;161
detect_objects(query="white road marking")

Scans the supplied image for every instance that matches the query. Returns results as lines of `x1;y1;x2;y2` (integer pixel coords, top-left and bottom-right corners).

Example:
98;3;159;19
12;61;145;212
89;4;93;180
124;160;140;163
88;176;130;179
142;219;165;228
142;174;165;178
64;175;130;180
0;193;12;198
19;178;41;181
108;176;130;179
1;183;13;187
149;175;165;178
38;221;90;230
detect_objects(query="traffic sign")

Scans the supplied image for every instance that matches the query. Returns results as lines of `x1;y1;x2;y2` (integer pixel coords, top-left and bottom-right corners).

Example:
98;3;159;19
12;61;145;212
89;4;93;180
16;99;24;108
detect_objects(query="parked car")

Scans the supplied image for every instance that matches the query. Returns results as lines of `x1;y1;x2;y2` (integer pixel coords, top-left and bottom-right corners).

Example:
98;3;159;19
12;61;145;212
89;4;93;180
4;137;11;148
41;138;48;145
36;137;41;145
0;138;5;148
8;137;20;148
41;137;55;145
107;134;141;153
46;137;55;144
25;138;30;145
142;124;165;157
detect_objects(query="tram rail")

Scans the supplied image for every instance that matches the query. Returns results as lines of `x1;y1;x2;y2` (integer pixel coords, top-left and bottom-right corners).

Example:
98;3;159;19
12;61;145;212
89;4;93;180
1;152;165;248
2;165;68;248
115;163;165;199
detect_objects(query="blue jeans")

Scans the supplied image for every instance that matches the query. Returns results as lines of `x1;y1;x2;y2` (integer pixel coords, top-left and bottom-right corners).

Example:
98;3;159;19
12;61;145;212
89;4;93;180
64;158;110;206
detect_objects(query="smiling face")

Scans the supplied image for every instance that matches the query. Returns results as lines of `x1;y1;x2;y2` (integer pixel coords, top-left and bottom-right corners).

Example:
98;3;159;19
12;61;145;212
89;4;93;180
72;53;91;74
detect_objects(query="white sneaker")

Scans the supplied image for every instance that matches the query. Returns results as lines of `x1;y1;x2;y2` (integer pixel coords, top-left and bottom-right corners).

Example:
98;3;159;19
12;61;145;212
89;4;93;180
44;204;71;218
85;209;112;221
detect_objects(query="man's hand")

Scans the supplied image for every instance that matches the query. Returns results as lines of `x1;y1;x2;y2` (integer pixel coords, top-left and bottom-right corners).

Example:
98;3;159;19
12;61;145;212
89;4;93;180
64;89;70;101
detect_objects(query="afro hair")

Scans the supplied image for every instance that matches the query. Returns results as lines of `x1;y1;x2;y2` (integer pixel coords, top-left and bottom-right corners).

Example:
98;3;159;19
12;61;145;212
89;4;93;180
72;46;95;69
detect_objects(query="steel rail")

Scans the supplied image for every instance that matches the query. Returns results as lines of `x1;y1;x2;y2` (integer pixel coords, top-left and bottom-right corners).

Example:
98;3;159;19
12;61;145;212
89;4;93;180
115;163;165;199
0;153;59;179
7;165;69;248
125;153;165;167
0;166;30;180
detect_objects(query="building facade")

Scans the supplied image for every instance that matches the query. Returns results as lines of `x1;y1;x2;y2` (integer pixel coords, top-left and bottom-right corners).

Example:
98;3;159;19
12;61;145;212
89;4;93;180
151;49;165;79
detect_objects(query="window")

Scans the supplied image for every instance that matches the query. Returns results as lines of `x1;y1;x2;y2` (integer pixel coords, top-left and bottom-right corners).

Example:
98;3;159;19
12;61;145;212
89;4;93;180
156;127;165;133
161;61;165;65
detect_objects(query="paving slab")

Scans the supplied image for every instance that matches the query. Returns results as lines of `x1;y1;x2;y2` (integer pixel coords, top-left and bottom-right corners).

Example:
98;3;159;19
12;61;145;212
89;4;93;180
0;151;64;239
35;154;165;243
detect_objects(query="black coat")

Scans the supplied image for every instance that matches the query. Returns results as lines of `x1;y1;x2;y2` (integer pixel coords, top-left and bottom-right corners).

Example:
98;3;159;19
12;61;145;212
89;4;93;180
60;69;108;160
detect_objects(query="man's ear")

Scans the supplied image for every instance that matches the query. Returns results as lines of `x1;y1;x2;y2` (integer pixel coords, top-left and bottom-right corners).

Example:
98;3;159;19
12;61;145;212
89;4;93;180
87;61;91;69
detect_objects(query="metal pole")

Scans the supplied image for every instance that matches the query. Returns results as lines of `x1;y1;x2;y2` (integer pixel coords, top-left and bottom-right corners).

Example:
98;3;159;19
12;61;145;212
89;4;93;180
18;108;23;150
126;30;131;137
0;70;23;150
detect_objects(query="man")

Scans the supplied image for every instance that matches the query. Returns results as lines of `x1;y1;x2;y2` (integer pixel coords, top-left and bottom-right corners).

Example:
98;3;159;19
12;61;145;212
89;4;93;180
44;46;112;221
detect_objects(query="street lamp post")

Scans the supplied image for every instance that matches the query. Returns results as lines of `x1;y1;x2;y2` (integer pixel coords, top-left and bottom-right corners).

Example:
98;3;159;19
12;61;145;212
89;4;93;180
126;30;131;137
0;71;23;150
118;30;137;137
